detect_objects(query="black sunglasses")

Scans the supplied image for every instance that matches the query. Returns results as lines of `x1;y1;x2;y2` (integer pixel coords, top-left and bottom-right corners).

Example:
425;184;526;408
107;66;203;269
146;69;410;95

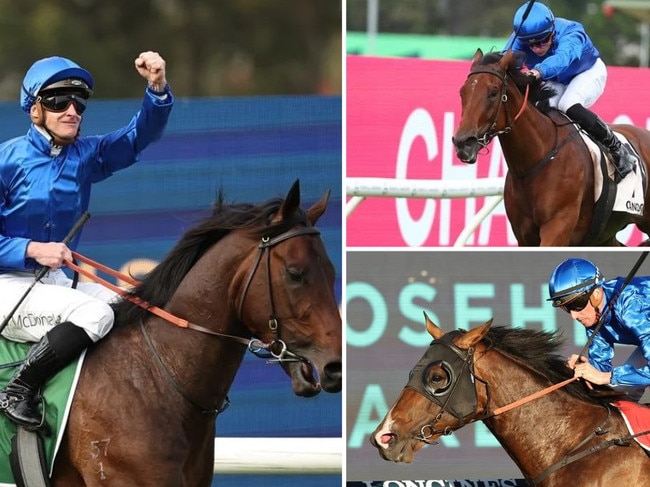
39;93;88;114
528;32;553;48
556;290;593;313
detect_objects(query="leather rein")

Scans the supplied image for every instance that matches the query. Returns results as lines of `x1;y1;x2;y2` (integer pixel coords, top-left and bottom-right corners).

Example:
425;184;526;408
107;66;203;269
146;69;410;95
413;339;650;484
64;223;321;413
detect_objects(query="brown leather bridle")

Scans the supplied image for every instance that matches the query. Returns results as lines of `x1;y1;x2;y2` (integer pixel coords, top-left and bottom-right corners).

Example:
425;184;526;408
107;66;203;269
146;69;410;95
464;67;529;148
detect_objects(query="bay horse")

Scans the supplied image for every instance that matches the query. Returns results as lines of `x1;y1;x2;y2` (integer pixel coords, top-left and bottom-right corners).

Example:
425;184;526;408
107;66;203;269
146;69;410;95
47;180;341;485
453;48;650;246
371;313;650;486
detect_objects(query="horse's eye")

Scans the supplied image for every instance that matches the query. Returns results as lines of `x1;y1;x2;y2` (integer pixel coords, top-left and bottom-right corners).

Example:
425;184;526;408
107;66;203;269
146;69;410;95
488;87;499;99
426;364;450;392
287;267;304;283
429;371;446;385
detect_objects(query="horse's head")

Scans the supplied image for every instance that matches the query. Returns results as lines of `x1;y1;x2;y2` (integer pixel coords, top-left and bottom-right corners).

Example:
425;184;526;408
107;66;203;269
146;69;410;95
237;180;342;397
453;48;526;164
370;312;491;463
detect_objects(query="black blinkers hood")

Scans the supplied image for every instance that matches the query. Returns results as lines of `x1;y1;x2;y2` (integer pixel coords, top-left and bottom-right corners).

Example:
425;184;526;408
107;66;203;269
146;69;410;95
405;330;478;422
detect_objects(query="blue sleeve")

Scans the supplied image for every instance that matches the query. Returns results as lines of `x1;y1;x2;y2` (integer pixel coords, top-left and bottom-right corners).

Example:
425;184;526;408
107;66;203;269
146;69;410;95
610;298;650;387
534;31;586;80
0;152;30;269
587;329;614;374
0;234;29;270
86;85;174;183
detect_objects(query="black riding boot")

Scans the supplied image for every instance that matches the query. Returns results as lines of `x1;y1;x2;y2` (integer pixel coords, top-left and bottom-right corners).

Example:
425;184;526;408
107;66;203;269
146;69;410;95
567;103;637;183
0;322;93;430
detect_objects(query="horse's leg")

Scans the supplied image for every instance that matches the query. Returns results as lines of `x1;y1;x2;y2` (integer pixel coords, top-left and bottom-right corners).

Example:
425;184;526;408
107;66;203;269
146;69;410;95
503;182;540;245
538;218;577;246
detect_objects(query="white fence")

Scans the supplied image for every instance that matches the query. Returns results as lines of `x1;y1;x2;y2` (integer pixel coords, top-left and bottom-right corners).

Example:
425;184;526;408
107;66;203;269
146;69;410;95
213;437;342;474
346;177;506;246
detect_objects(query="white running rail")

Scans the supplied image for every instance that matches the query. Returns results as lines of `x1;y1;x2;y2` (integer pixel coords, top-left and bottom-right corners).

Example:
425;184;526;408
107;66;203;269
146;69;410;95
345;177;506;246
213;437;342;474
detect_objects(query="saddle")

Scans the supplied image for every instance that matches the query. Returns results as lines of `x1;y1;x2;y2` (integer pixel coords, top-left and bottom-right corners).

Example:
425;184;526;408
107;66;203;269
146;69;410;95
571;124;647;244
612;400;650;452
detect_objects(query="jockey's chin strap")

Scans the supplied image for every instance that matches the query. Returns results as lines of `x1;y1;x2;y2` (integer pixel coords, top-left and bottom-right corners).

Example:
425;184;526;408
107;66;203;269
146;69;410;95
466;67;529;148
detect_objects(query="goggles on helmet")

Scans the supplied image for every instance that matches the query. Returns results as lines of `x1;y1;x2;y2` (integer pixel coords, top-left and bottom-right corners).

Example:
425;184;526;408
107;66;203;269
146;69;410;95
37;91;88;114
528;31;554;48
554;290;594;313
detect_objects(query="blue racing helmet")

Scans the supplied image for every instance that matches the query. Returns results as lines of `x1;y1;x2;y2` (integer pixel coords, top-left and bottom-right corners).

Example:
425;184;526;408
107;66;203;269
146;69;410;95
20;56;94;112
513;2;555;42
548;258;604;307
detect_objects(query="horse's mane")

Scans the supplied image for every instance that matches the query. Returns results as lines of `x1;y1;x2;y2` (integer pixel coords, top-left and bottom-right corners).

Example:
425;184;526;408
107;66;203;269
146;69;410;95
111;192;289;327
485;325;614;407
478;51;556;114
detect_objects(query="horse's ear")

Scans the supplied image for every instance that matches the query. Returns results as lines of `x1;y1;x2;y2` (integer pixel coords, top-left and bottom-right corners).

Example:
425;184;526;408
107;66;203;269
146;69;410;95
306;189;330;225
454;319;492;349
499;49;514;70
424;311;445;340
276;179;301;222
471;48;484;68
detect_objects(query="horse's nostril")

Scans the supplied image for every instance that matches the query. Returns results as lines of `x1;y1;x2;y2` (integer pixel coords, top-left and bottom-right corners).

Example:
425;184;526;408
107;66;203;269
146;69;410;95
324;361;342;380
381;433;396;445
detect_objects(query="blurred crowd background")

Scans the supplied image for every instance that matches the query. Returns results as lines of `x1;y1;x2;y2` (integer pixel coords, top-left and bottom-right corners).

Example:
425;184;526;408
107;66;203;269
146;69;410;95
0;0;341;100
347;0;650;67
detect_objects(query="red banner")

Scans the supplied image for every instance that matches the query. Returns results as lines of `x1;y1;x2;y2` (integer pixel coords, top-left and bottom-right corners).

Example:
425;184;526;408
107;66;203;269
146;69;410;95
346;55;650;246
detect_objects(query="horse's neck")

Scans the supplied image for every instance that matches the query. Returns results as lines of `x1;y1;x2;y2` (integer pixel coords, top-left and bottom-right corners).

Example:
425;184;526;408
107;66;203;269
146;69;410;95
156;243;250;407
168;239;245;335
476;351;608;477
499;94;557;176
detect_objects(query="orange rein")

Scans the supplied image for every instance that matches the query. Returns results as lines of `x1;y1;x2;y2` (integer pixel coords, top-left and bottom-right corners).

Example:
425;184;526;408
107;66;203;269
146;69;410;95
67;251;188;328
65;251;253;347
513;83;530;122
490;376;578;417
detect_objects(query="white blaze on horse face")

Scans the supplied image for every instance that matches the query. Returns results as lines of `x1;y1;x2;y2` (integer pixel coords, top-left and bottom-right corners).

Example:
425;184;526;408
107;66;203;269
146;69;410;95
471;78;478;90
374;410;396;449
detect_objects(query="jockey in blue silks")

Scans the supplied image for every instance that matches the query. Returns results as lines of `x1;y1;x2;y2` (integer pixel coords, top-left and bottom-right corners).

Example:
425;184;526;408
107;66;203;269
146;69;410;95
0;53;173;430
549;257;650;401
505;2;637;183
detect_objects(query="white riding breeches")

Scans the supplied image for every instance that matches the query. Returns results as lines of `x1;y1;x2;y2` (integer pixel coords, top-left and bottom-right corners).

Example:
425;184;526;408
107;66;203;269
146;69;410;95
545;58;607;111
0;269;118;343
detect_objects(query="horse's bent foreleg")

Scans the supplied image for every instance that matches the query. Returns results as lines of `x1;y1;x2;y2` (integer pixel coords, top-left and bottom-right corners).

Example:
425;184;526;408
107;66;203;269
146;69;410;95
538;219;576;246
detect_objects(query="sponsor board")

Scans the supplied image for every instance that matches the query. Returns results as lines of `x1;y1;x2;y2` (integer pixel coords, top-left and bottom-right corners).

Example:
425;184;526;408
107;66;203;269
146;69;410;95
347;55;650;246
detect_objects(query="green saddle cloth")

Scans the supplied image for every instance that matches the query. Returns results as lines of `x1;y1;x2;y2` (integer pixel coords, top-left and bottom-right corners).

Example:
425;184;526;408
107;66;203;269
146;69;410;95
0;338;81;485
